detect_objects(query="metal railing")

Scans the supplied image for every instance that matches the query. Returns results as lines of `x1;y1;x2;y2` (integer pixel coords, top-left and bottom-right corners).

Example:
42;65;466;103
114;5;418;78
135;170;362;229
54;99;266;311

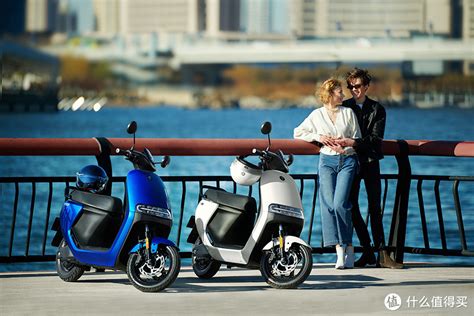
0;138;473;264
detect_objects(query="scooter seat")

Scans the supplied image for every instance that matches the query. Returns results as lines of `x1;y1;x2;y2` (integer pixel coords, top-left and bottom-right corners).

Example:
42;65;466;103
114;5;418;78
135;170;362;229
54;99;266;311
70;189;123;214
204;189;256;214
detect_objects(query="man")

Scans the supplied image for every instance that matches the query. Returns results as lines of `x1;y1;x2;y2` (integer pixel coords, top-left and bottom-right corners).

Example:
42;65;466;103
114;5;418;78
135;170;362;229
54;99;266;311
335;68;402;269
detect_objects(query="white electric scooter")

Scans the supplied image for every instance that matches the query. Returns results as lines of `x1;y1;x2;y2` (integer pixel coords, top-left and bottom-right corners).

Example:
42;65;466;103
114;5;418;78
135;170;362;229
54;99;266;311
187;122;313;289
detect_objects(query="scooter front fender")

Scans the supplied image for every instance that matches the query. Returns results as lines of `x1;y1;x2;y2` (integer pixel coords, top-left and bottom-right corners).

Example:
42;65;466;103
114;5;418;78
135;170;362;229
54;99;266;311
262;236;311;252
129;237;177;254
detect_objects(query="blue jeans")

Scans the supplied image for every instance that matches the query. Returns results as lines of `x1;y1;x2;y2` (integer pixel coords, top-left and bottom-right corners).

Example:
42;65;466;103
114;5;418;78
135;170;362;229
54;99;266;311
318;154;358;247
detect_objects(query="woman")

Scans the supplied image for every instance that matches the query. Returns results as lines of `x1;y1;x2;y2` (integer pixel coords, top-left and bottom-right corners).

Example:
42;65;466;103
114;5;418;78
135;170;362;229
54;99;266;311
294;78;361;269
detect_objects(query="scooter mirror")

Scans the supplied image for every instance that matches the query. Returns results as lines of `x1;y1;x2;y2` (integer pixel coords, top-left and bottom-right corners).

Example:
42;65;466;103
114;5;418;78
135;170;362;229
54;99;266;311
161;156;171;168
127;121;137;134
286;153;294;166
261;121;272;135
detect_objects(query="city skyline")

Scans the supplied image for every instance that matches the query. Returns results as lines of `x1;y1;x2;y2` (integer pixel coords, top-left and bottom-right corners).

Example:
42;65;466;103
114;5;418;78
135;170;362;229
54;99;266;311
1;0;470;40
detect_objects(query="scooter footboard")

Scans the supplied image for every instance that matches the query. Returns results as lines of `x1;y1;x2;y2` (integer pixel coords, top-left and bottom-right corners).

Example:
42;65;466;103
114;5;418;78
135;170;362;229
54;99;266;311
262;236;311;253
129;237;177;254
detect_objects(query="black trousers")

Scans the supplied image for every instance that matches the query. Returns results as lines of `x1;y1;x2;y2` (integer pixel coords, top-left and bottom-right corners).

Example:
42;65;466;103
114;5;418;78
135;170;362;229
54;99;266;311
350;160;385;252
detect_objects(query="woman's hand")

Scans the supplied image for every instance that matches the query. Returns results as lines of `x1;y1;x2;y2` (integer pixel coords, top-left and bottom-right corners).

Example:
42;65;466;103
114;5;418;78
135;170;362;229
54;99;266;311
319;135;346;153
327;144;346;154
319;135;338;147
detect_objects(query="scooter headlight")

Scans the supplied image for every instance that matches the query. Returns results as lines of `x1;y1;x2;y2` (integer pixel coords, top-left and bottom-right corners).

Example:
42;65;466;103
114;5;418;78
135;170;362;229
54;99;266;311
136;204;172;220
269;204;304;219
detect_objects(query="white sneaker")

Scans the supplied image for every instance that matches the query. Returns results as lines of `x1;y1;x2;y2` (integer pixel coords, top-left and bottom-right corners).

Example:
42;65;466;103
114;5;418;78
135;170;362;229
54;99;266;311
345;246;354;269
335;246;345;269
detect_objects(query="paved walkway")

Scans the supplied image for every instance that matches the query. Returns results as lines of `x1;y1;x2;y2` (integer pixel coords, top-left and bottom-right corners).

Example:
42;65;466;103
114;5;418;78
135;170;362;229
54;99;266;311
1;263;473;315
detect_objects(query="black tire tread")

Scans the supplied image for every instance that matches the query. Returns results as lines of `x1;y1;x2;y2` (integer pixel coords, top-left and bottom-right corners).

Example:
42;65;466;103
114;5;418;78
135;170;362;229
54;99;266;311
260;244;313;289
192;259;221;279
192;239;221;279
55;240;85;282
127;246;181;293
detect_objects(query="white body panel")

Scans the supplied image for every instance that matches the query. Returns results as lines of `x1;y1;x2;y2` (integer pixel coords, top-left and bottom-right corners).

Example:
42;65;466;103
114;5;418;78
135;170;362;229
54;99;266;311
195;169;304;265
262;236;311;252
259;170;303;214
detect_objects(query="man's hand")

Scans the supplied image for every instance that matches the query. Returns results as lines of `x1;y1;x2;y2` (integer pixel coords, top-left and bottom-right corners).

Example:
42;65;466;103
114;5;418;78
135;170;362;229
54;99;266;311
334;137;356;147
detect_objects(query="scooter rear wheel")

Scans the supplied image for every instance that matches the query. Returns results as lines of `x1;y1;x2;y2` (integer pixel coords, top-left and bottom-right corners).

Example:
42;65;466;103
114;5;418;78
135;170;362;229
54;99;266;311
192;239;221;279
126;245;180;292
260;244;313;289
55;239;85;282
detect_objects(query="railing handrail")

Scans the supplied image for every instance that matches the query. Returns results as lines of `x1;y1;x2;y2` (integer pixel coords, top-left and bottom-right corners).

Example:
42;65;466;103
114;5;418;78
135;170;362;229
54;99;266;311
1;137;473;265
0;138;473;157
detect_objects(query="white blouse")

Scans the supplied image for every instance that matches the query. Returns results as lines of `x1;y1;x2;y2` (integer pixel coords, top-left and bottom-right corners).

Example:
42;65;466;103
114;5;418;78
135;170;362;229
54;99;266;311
294;106;361;155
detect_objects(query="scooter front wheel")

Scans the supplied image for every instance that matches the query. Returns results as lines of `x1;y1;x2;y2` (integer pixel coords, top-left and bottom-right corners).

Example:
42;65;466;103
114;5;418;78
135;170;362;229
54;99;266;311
55;239;85;282
192;239;221;279
126;245;180;292
260;244;313;289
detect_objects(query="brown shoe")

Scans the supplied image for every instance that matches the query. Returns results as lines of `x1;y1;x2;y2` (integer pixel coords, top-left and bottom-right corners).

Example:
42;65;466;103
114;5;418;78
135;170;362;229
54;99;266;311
378;250;403;269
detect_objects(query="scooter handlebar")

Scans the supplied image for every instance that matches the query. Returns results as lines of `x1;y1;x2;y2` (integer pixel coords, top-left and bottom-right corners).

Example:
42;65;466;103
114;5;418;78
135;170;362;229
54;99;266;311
115;148;134;160
115;148;127;155
252;148;264;156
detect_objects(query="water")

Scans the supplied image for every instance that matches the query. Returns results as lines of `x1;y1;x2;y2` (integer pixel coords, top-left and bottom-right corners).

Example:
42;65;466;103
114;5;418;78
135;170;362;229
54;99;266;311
0;106;473;271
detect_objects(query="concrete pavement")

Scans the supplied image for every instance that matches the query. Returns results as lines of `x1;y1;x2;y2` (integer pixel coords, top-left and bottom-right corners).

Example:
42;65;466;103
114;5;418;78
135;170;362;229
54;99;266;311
1;263;473;315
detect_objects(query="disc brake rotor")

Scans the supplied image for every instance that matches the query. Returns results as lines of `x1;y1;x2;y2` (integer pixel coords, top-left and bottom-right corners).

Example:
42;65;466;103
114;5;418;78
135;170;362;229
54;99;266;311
138;253;166;278
271;251;299;277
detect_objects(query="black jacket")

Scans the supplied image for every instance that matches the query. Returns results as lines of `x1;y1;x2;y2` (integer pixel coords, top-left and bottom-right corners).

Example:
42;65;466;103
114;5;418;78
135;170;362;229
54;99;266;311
342;97;386;163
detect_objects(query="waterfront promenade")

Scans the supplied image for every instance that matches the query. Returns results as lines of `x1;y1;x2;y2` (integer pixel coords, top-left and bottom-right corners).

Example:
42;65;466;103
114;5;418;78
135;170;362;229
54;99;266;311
1;263;472;315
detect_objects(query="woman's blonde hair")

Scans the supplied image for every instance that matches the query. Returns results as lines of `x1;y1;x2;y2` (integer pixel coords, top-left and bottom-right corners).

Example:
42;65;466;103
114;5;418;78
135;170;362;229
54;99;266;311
317;78;342;104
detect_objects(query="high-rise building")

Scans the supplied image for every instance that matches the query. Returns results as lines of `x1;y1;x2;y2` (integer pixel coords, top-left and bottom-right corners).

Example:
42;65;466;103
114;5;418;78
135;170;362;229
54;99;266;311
463;0;474;40
245;0;271;34
25;0;58;33
425;0;452;35
205;0;241;37
93;0;120;35
119;0;199;34
240;0;289;35
462;0;474;74
219;0;240;31
269;0;289;34
26;0;48;32
75;0;95;34
55;0;70;33
451;0;463;38
45;0;95;35
289;0;452;38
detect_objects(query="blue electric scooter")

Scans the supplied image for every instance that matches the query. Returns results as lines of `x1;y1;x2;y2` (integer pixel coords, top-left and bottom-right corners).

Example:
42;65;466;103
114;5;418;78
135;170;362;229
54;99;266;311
51;121;180;292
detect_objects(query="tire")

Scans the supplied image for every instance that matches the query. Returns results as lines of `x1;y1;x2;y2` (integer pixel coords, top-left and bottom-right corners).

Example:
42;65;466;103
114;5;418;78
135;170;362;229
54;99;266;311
260;244;313;289
127;245;181;292
55;239;85;282
192;239;221;279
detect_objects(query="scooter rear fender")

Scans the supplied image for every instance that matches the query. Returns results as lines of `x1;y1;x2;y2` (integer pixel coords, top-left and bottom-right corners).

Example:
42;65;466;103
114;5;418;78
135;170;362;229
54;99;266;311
262;236;311;252
129;237;177;254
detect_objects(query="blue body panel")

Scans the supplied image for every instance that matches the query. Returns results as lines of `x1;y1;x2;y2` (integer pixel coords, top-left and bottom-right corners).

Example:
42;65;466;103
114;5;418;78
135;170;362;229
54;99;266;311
126;169;170;212
60;169;171;268
129;237;177;254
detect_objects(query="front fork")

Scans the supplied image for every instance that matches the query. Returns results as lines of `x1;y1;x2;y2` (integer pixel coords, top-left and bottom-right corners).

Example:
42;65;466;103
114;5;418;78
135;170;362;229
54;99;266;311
139;224;153;263
277;224;287;263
